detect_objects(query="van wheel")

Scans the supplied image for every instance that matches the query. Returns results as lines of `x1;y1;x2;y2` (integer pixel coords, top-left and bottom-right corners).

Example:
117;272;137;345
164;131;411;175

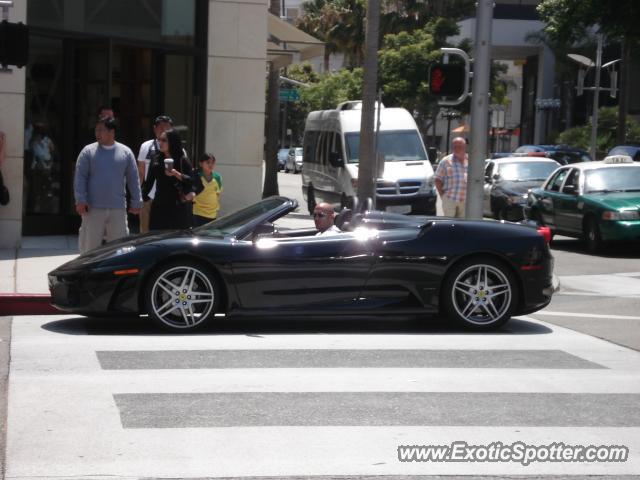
307;184;317;215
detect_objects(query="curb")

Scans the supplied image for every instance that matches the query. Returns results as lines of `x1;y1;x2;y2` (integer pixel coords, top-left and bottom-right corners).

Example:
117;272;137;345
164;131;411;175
0;294;58;316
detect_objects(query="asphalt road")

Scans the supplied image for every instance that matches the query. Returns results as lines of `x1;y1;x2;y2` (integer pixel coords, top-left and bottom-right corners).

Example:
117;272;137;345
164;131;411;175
276;170;640;351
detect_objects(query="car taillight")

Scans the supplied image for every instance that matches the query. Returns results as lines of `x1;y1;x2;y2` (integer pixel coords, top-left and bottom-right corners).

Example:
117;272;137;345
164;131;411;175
537;226;551;244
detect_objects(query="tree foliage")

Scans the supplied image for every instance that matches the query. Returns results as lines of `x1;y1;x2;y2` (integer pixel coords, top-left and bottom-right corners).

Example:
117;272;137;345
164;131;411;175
556;106;640;156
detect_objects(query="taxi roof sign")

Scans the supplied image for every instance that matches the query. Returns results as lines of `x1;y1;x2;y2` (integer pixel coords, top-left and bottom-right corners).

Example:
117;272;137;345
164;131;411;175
603;155;634;164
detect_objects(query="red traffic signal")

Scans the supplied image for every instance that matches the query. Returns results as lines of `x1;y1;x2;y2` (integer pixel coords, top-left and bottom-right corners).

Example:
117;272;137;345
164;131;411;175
429;63;466;98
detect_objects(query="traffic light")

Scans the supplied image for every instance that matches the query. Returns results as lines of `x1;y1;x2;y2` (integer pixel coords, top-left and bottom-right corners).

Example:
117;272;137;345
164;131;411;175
429;63;466;98
0;21;29;68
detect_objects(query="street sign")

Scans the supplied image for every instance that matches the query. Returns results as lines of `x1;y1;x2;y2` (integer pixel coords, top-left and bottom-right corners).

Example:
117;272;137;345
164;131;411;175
279;88;300;102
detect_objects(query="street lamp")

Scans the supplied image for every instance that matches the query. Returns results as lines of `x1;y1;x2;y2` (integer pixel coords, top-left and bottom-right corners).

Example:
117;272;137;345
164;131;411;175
568;34;620;160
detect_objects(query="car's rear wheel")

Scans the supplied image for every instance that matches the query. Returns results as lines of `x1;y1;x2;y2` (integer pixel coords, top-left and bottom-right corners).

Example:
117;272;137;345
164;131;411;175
583;216;603;253
442;257;518;331
145;260;218;332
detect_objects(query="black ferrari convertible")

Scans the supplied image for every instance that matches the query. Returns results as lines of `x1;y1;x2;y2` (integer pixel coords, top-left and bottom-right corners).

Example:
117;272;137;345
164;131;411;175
49;197;554;332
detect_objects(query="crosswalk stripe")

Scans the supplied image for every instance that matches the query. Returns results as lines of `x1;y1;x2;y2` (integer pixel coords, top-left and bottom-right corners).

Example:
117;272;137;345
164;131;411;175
6;315;640;478
534;310;640;321
114;392;640;429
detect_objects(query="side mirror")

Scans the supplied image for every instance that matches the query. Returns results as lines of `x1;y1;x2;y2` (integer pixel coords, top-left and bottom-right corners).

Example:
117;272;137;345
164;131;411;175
329;151;344;168
252;222;275;241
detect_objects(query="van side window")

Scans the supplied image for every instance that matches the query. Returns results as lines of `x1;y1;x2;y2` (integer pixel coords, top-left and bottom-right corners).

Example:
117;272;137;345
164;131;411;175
334;134;343;162
316;132;329;165
304;131;318;164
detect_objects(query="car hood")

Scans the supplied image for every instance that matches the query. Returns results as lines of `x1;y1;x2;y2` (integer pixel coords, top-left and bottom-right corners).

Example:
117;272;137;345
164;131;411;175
348;161;434;182
495;180;542;194
584;192;640;210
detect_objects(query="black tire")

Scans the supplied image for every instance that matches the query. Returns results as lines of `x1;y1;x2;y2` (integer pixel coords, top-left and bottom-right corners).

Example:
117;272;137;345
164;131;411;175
307;184;317;215
441;256;519;331
144;260;219;332
583;216;603;253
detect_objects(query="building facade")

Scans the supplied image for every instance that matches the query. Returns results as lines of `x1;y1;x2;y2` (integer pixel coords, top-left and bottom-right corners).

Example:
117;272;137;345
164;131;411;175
0;0;269;247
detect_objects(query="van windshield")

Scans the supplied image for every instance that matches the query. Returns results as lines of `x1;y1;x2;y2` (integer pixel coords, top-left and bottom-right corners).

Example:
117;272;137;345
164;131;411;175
344;130;427;163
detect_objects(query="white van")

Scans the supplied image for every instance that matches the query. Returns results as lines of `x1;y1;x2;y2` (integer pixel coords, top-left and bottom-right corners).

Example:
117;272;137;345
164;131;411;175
301;101;436;215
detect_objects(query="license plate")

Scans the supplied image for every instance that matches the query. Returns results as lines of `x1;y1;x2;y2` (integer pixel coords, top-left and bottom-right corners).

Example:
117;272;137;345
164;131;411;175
387;205;411;214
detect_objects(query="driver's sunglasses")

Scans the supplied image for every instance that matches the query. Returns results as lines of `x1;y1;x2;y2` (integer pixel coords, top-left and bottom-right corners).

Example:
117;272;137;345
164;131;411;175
313;212;329;218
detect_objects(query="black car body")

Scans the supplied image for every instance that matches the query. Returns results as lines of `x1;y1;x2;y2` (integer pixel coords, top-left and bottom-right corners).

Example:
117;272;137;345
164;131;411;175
607;145;640;162
49;197;554;332
514;145;592;165
483;157;561;221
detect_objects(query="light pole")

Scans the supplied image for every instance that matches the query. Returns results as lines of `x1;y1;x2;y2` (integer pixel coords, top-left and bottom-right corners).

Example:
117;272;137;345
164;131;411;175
567;34;620;160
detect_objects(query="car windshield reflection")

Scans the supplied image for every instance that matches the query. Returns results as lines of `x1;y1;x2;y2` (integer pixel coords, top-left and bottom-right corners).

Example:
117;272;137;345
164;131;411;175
585;167;640;193
498;162;559;182
194;197;286;236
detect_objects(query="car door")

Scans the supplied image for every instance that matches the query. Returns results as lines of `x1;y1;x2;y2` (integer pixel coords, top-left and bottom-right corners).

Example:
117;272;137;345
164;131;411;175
230;231;374;311
537;167;570;228
553;168;582;234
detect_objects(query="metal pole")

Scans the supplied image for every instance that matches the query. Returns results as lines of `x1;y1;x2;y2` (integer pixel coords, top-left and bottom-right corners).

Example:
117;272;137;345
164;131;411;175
357;0;380;208
446;116;451;154
466;0;493;220
590;34;603;160
281;100;287;148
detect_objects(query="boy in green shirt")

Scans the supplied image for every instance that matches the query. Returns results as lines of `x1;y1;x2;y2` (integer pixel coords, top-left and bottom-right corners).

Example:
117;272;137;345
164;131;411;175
193;153;223;226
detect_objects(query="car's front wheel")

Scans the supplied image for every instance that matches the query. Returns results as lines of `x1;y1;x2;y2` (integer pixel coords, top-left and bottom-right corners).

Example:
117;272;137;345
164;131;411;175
583;216;603;253
441;257;518;331
144;260;219;332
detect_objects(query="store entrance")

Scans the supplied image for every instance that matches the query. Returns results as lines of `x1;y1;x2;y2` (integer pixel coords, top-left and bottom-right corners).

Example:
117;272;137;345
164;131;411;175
23;37;198;235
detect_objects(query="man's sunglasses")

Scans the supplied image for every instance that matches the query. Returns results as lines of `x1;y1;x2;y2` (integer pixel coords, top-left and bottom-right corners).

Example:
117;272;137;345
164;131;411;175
313;212;329;218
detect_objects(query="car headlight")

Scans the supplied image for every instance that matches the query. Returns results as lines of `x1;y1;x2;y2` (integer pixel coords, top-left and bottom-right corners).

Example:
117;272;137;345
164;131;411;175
602;210;640;221
115;245;136;256
419;179;436;194
506;193;528;205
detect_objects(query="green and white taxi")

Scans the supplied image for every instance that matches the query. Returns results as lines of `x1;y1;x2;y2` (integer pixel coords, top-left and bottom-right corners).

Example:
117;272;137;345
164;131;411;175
525;155;640;252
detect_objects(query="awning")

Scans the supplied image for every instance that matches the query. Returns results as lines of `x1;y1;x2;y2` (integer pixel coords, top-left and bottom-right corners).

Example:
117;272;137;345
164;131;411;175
267;13;325;69
452;124;469;134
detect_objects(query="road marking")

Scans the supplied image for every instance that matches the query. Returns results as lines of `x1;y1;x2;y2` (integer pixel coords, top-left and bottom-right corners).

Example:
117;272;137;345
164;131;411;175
534;310;640;321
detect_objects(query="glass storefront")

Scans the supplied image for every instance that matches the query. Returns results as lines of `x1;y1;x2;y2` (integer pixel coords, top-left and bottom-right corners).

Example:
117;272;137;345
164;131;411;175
23;0;207;234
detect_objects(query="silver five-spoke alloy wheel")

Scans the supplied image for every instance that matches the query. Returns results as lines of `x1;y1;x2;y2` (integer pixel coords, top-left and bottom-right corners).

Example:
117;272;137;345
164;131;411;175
150;265;215;329
450;263;512;326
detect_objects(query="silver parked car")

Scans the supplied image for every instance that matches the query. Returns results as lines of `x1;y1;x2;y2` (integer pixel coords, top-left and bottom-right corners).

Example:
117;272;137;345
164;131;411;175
286;147;303;173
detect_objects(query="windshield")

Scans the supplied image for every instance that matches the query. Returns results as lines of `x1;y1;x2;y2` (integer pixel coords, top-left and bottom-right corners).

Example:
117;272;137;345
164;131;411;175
585;167;640;193
345;130;427;163
194;197;286;236
497;162;559;181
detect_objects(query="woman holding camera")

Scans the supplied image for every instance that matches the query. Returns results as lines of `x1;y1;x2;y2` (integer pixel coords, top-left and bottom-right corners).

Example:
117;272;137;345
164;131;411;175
143;128;195;230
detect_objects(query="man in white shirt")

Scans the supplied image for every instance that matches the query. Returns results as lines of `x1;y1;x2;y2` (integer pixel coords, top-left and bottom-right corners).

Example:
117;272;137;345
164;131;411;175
137;115;173;233
313;202;342;236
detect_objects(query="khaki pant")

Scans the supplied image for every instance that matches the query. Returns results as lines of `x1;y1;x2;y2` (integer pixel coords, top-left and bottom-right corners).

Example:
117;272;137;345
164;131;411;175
79;207;129;254
139;199;152;233
441;196;466;218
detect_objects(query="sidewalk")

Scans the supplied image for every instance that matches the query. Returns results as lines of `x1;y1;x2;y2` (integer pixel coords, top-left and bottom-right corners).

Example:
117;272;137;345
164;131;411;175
0;236;78;315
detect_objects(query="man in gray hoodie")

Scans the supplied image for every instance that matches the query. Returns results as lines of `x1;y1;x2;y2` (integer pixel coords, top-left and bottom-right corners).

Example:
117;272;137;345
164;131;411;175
74;117;142;254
